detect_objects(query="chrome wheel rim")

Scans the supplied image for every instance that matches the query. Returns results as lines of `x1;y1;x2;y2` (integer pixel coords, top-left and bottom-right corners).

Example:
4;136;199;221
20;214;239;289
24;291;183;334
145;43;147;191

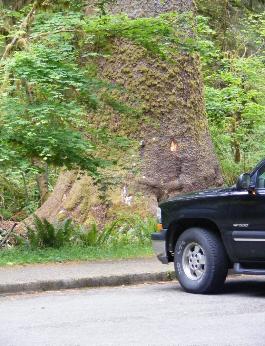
182;242;206;281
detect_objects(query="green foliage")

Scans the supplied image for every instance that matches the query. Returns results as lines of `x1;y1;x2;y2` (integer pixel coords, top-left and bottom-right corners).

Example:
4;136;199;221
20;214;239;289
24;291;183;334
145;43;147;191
77;215;155;247
0;3;199;218
25;214;155;250
0;11;103;174
103;215;156;247
84;12;200;58
1;0;265;219
0;5;197;179
96;0;117;15
196;8;265;183
0;172;25;217
206;56;265;160
78;221;117;246
27;215;74;248
0;165;59;219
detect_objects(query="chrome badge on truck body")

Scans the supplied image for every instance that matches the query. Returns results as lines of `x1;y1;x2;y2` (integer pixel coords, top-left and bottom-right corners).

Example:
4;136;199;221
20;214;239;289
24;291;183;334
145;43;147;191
233;224;249;228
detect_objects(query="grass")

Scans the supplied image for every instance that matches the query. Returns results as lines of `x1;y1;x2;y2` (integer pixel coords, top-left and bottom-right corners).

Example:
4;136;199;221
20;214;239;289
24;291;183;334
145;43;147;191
0;243;153;266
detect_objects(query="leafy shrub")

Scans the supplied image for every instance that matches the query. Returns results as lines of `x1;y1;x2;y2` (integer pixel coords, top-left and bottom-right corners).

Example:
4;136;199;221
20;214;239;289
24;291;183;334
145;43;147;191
78;216;156;248
24;214;156;250
101;215;156;247
0;208;12;220
78;222;118;247
219;159;246;186
27;215;74;249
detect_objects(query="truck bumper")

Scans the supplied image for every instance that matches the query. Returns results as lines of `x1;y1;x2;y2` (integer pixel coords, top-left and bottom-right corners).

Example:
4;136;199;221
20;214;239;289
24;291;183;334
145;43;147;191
151;230;168;264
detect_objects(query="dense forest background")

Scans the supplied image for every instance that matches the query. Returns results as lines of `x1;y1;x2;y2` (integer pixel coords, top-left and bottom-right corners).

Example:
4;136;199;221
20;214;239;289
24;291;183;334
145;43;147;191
0;0;265;228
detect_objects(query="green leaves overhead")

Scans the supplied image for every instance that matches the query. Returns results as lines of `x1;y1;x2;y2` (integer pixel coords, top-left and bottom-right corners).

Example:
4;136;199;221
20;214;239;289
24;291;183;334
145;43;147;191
0;38;101;171
0;7;108;173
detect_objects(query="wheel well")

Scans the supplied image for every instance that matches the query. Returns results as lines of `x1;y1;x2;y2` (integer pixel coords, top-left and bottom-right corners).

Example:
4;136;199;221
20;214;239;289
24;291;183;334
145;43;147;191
167;218;221;261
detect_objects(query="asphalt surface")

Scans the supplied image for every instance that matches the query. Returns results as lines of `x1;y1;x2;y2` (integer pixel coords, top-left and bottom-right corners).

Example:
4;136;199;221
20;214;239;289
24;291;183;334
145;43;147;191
1;276;265;346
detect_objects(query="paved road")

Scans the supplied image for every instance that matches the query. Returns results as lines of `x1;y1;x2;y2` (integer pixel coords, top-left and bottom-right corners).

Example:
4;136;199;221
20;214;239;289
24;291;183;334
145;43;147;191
1;276;265;346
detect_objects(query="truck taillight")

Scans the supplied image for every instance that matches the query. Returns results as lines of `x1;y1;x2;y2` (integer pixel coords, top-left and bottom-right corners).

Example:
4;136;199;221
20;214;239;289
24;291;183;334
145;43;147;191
156;223;163;232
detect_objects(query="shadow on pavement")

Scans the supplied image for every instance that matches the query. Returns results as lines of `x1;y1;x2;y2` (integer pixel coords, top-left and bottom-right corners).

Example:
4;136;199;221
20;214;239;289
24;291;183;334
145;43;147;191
221;277;265;297
157;277;265;297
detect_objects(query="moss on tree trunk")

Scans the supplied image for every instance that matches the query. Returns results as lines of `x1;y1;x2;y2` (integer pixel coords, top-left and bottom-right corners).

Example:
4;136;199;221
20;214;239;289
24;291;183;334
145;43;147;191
25;0;223;227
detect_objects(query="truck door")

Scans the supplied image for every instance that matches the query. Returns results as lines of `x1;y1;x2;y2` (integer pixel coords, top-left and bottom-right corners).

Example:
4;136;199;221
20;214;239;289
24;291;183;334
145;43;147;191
226;165;265;262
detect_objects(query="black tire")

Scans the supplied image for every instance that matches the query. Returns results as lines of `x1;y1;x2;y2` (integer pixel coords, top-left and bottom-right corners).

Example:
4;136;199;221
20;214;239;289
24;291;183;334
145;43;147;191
174;227;228;294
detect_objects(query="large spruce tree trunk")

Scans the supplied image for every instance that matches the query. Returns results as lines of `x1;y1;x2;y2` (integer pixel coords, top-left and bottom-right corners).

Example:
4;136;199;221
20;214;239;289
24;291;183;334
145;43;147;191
26;0;223;226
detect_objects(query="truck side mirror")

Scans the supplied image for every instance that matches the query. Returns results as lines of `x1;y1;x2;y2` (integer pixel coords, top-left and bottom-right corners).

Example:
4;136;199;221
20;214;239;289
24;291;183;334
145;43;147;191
236;173;251;190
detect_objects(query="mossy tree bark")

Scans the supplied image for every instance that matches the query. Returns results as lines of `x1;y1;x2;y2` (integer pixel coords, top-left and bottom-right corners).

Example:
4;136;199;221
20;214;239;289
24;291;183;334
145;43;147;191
26;0;223;226
98;40;223;197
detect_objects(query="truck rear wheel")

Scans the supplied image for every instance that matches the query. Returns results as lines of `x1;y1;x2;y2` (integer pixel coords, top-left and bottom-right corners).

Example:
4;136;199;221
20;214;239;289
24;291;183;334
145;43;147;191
174;227;228;294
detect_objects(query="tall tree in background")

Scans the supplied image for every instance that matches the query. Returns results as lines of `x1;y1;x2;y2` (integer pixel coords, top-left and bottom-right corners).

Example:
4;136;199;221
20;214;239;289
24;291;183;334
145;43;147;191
32;0;223;225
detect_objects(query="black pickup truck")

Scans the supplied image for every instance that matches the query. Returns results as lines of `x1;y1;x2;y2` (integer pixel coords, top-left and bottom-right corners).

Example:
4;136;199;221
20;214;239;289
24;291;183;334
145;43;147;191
152;159;265;294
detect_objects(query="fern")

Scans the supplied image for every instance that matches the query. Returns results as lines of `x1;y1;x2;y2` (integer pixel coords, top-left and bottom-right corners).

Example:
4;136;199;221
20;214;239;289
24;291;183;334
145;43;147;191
26;215;74;249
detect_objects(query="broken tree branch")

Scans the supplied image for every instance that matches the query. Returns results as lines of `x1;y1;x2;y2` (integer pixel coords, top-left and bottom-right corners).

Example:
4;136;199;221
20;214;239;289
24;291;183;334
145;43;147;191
0;223;17;247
